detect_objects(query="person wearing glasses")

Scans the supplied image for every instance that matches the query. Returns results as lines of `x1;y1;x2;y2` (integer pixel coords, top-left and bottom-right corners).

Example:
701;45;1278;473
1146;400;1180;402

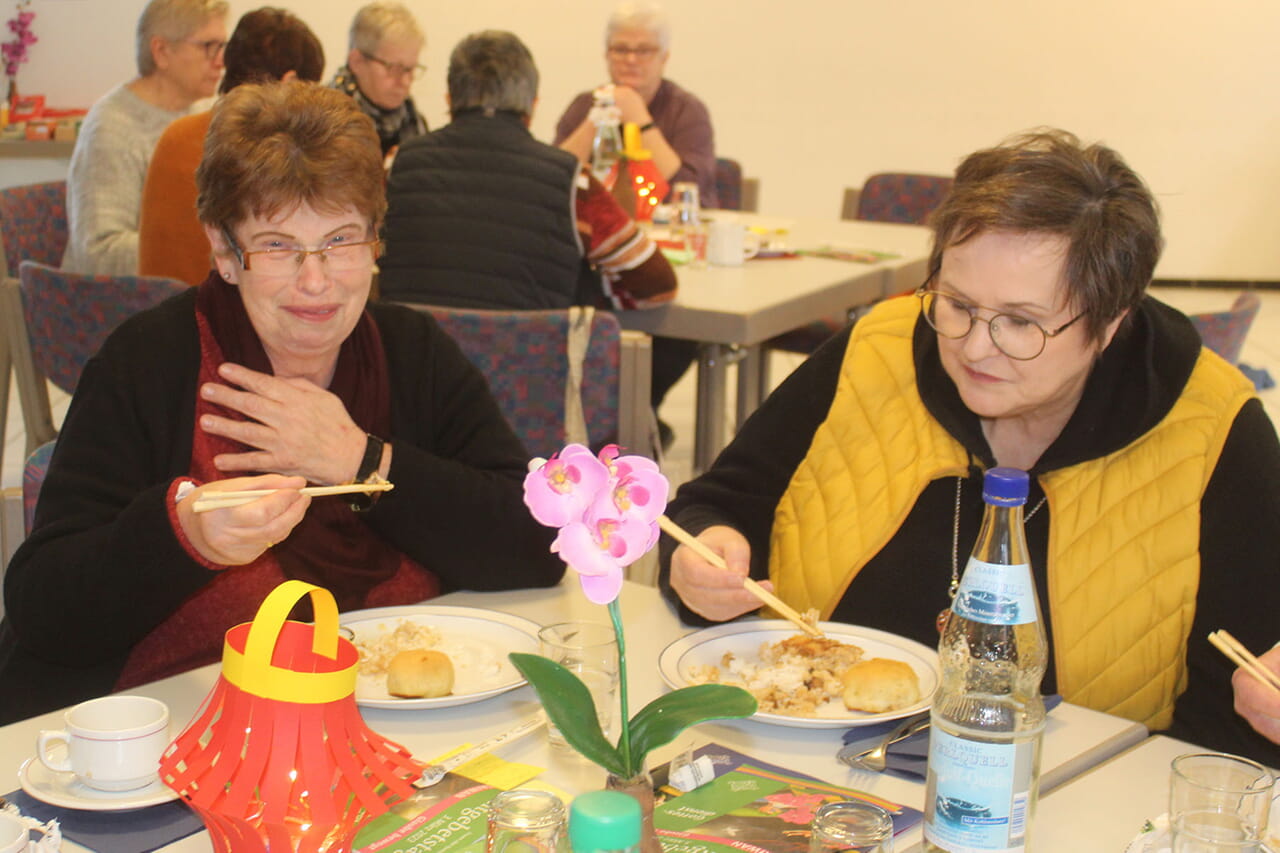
139;7;325;287
329;1;427;157
0;82;563;726
63;0;228;276
659;128;1280;764
554;0;717;208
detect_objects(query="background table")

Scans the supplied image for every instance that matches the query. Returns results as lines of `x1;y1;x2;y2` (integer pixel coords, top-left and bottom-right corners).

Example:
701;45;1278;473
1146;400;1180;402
620;217;931;472
0;580;1146;851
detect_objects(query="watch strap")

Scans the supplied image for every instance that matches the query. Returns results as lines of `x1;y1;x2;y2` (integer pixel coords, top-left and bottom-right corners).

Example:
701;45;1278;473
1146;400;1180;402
349;434;385;511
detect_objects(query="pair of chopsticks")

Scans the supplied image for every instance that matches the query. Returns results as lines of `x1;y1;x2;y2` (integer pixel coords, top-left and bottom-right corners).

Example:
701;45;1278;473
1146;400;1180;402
191;482;395;513
657;515;823;638
1209;630;1280;698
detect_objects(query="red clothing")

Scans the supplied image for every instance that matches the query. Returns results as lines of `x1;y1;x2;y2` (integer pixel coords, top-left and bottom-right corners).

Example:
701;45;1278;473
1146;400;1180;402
574;166;675;309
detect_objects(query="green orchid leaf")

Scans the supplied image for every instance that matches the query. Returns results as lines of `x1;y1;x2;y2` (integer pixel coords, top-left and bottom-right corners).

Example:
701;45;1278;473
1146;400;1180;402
625;684;757;776
509;652;627;777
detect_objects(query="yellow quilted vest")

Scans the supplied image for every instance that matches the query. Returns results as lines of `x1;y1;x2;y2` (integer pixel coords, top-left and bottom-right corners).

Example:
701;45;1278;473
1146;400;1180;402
771;296;1255;728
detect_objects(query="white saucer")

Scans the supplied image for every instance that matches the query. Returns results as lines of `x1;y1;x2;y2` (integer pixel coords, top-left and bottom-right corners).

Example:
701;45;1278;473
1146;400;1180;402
19;756;179;812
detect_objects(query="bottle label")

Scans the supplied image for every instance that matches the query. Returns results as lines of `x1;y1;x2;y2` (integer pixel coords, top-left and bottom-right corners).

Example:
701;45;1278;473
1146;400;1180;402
924;728;1037;852
951;558;1037;625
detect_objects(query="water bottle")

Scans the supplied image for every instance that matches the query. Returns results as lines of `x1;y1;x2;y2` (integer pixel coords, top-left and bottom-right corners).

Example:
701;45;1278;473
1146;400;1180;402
589;86;624;185
569;790;640;853
923;467;1048;853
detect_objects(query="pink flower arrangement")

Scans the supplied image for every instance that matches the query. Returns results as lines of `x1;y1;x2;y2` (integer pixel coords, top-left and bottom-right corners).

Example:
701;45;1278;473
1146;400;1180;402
3;2;36;80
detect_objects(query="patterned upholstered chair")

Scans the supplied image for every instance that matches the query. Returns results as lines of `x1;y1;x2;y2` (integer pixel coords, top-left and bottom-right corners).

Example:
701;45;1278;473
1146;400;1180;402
853;173;954;225
411;305;654;459
714;157;743;212
1188;292;1262;365
0;180;69;277
23;439;56;535
2;261;187;457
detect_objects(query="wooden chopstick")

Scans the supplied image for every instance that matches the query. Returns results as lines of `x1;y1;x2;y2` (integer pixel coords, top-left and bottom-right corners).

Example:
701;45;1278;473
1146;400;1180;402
1209;630;1280;699
191;482;395;513
657;514;824;638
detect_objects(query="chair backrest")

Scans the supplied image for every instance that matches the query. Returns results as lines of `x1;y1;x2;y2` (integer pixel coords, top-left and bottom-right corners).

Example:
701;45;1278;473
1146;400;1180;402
714;157;743;211
17;260;188;394
1188;292;1262;365
855;173;954;225
0;181;69;277
419;306;637;458
23;440;56;535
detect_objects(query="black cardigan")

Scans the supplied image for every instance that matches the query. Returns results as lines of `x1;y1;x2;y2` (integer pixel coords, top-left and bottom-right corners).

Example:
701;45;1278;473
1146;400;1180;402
661;295;1280;764
0;289;562;724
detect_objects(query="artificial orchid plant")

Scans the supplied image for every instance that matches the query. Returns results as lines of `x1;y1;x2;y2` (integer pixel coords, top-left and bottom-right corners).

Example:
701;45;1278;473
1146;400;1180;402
512;444;756;779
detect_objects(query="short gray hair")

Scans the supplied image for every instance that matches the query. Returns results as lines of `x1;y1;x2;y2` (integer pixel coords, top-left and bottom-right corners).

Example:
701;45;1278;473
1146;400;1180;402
605;0;670;51
348;1;424;55
136;0;229;76
447;30;538;117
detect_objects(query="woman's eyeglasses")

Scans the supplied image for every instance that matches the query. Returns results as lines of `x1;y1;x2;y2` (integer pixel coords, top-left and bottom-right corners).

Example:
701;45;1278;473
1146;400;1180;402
223;228;381;277
606;44;662;60
360;52;426;80
917;288;1085;361
182;38;228;60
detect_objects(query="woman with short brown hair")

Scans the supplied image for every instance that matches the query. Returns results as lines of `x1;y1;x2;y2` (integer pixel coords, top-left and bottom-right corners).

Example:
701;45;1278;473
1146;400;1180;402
0;81;562;726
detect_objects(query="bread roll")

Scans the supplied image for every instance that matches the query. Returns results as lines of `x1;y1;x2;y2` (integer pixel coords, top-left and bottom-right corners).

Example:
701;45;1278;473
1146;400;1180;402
386;649;454;698
840;657;921;712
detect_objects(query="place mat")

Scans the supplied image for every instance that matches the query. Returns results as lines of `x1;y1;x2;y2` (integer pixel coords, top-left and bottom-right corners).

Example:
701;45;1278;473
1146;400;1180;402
839;694;1063;779
2;787;204;853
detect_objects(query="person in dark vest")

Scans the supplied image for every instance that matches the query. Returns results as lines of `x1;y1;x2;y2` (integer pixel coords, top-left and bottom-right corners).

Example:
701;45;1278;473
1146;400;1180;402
380;30;690;444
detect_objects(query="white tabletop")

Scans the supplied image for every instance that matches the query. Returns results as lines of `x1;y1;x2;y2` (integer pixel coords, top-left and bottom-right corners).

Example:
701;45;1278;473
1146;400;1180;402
0;580;1147;852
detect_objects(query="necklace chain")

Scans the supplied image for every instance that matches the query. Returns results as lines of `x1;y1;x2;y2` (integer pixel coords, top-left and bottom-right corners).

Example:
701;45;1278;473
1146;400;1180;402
947;475;1047;599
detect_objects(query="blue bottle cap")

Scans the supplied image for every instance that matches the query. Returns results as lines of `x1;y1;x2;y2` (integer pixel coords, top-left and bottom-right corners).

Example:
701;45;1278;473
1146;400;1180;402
983;467;1029;506
570;790;641;851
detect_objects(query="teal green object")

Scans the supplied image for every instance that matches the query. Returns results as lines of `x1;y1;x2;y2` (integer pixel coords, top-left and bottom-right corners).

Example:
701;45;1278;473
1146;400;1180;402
569;790;640;851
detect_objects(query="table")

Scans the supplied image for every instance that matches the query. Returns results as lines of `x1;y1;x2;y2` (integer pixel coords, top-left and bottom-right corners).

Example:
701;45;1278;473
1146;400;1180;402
619;216;931;473
0;580;1145;851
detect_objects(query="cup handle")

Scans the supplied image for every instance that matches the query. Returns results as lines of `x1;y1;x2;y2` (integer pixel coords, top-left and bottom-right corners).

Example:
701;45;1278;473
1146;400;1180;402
743;231;761;260
36;729;73;773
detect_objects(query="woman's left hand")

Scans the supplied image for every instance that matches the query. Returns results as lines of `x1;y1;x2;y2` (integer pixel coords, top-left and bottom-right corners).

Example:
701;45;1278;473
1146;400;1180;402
1233;644;1280;744
198;362;366;485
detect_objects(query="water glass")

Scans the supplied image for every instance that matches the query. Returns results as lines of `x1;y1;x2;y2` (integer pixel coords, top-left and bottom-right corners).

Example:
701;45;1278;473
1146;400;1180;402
809;801;894;852
1170;752;1275;852
487;789;568;852
537;622;619;749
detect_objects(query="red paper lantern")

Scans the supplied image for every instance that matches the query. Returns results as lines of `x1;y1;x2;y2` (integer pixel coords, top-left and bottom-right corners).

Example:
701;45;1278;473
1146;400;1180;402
160;581;422;852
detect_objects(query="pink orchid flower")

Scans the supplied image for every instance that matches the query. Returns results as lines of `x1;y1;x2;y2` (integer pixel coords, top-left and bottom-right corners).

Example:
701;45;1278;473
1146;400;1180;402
522;444;609;528
591;455;667;527
552;514;654;603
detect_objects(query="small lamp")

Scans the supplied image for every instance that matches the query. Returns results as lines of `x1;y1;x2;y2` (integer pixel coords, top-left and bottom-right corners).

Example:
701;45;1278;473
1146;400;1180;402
160;580;421;852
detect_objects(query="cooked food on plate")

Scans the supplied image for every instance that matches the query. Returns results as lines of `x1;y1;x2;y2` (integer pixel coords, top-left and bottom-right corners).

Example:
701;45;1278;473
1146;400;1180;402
692;633;920;716
355;619;443;676
350;617;506;700
386;649;455;698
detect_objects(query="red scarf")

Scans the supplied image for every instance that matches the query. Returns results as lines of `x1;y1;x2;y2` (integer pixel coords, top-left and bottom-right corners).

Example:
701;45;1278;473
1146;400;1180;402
116;274;437;690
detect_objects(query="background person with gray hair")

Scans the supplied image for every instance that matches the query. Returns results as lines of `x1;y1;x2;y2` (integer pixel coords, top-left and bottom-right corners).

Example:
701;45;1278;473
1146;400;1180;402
554;0;717;208
63;0;228;275
380;30;682;440
328;0;427;156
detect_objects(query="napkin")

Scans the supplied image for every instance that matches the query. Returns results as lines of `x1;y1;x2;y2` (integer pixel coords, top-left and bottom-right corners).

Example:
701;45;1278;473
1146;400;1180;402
2;787;204;853
839;694;1063;780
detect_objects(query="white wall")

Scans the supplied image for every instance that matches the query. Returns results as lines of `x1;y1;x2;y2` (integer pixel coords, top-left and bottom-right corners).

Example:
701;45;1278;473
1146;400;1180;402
13;0;1280;279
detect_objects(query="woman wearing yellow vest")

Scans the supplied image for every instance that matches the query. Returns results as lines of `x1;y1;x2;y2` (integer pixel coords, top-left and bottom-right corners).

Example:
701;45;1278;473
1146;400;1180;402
659;129;1280;764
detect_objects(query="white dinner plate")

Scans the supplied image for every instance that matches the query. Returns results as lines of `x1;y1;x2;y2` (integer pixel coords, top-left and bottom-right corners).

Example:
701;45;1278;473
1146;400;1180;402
658;619;940;729
341;604;541;710
19;755;179;812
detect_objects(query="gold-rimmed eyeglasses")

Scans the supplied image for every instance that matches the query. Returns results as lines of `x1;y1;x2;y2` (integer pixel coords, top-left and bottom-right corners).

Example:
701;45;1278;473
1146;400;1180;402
359;51;426;80
182;38;228;60
917;287;1085;361
223;227;381;277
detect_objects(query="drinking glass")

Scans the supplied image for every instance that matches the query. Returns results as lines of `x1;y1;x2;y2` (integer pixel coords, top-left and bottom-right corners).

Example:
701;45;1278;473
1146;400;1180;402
487;789;568;852
809;801;894;852
537;622;619;749
1170;752;1275;852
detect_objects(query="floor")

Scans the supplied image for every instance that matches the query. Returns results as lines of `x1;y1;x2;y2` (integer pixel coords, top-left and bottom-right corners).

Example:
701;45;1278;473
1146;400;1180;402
2;284;1278;528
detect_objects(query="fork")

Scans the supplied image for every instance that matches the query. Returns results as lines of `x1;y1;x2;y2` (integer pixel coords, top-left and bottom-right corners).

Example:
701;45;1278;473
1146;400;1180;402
838;713;930;772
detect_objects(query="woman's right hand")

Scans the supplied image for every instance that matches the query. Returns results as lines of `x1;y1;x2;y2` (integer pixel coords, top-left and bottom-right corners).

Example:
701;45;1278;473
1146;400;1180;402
175;474;311;567
669;525;768;621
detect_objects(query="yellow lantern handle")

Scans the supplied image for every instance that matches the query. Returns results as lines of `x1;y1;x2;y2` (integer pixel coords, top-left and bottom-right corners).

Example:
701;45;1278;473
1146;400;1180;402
222;580;356;703
623;123;651;160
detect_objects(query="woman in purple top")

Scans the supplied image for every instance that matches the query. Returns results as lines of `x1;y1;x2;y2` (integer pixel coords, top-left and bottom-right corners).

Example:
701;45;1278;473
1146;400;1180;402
554;1;717;208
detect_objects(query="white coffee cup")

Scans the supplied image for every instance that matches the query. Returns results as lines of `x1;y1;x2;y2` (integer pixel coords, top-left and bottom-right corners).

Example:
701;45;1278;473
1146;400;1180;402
37;695;170;791
707;220;761;266
0;809;56;853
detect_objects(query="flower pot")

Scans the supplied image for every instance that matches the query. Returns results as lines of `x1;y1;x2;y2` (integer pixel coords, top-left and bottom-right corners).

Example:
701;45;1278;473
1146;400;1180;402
605;767;662;853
